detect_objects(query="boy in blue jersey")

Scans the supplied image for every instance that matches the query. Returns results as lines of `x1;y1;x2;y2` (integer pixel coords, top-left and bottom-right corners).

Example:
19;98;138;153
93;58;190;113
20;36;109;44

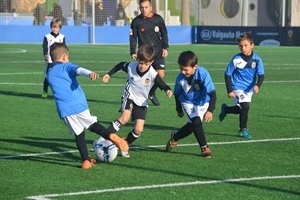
47;43;129;169
219;33;265;139
166;51;216;158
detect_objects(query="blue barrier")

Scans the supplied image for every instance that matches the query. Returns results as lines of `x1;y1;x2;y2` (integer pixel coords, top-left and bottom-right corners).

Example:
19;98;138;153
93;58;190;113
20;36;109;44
0;24;192;44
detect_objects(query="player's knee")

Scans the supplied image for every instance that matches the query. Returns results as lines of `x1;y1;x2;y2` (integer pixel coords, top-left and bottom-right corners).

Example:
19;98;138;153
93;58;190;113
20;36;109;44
191;117;202;126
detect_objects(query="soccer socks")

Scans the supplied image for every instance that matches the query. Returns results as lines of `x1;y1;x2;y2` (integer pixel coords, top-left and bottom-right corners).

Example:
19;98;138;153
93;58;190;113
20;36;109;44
125;130;140;145
88;122;110;139
173;123;194;141
108;120;123;132
43;78;48;93
191;117;208;147
75;131;90;161
239;102;250;130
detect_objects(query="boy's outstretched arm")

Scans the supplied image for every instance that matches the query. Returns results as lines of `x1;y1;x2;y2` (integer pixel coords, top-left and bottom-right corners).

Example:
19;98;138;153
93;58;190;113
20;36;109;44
76;67;99;80
102;62;128;83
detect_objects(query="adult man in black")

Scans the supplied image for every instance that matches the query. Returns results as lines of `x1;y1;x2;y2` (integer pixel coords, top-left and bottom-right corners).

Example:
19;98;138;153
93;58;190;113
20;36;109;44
130;0;169;106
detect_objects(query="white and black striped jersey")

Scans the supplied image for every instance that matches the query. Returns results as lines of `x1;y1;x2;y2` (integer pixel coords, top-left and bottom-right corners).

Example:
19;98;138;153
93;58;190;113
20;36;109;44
107;62;171;107
42;32;65;63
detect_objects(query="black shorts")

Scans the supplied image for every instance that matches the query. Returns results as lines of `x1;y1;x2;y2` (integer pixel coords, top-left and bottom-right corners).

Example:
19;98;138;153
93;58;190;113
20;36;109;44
121;98;147;121
152;57;165;71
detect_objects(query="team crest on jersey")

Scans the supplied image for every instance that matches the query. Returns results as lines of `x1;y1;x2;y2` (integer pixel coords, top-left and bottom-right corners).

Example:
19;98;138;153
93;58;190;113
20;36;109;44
140;28;145;32
154;26;159;32
194;83;200;90
145;78;151;85
251;62;257;68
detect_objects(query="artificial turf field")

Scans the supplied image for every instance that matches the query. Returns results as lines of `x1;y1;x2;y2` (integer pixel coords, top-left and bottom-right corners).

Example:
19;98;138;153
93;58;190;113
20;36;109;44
0;43;299;200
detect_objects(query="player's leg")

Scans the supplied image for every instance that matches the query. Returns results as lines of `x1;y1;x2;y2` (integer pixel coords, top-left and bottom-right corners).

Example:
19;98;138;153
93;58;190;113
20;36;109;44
149;58;165;106
107;98;133;132
63;115;96;169
42;63;51;97
238;102;252;139
123;104;147;145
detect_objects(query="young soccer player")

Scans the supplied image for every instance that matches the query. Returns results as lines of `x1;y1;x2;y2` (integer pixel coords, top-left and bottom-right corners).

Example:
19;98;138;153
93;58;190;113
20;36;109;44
47;43;129;169
42;18;66;98
102;45;173;157
219;33;265;139
165;50;216;158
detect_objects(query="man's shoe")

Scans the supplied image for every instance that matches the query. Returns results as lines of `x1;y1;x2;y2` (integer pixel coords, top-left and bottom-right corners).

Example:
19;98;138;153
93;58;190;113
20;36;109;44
238;129;252;139
166;130;178;152
82;159;96;169
219;103;227;122
200;146;212;158
41;91;48;98
149;94;160;106
109;133;129;155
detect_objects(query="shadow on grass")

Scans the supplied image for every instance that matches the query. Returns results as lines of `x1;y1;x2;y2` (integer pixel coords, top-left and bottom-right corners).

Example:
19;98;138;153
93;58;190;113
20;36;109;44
0;136;92;168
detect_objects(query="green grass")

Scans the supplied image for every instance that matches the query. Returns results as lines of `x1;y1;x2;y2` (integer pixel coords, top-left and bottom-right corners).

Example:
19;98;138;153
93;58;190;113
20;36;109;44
0;44;299;200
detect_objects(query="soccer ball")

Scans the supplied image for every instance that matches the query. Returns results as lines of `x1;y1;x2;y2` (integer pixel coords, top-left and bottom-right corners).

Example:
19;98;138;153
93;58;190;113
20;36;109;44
93;138;118;162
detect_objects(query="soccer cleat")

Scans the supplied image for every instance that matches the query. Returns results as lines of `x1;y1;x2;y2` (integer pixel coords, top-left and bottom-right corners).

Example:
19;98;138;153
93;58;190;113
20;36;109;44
238;129;252;139
121;151;130;158
200;146;212;158
109;133;129;155
41;91;48;98
82;159;96;169
149;94;160;106
166;130;178;152
218;103;227;122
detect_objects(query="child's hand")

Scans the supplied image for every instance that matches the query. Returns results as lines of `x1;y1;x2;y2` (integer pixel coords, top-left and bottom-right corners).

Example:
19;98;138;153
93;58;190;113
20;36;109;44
204;111;213;122
227;92;236;98
44;55;48;61
253;85;259;93
166;90;173;97
177;112;184;118
89;72;99;80
102;74;110;83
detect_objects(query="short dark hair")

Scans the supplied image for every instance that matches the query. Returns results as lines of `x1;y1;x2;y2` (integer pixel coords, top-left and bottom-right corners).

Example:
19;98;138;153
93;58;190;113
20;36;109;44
50;43;68;61
177;50;198;67
139;0;151;4
137;45;155;62
237;33;254;44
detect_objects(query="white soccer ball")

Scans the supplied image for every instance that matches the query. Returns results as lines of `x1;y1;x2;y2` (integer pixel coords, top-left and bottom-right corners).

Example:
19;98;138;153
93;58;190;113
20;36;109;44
93;138;118;162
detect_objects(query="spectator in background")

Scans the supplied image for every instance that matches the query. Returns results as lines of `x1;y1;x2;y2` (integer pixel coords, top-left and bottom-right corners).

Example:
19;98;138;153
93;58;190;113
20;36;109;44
115;3;128;26
95;1;108;26
51;3;67;25
33;3;46;25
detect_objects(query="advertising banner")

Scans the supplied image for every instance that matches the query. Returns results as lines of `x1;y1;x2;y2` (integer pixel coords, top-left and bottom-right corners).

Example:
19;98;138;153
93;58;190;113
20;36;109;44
193;26;300;46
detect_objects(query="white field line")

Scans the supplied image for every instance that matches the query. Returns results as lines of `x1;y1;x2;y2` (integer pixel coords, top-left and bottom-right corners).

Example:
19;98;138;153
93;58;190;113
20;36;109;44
0;66;300;76
0;80;299;87
1;137;300;159
26;175;300;200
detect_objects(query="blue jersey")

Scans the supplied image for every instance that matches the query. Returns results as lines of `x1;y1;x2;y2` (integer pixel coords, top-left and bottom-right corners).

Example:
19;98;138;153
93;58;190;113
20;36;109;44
47;62;88;118
174;66;215;106
225;52;264;92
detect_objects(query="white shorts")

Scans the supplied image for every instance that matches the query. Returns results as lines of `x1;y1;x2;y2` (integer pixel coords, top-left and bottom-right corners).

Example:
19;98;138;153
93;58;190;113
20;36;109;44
63;109;97;135
233;90;253;104
182;102;209;122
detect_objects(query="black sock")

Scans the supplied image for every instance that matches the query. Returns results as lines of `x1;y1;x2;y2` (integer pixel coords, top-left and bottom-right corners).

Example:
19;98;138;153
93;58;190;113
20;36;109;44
43;78;48;93
225;105;241;114
191;117;207;147
88;122;110;139
75;131;90;161
173;123;193;141
125;130;140;145
108;120;123;132
239;102;250;129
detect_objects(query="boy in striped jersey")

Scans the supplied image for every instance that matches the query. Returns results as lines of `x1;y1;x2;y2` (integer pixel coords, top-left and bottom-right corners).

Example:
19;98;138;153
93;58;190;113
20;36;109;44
102;45;173;157
42;18;66;98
